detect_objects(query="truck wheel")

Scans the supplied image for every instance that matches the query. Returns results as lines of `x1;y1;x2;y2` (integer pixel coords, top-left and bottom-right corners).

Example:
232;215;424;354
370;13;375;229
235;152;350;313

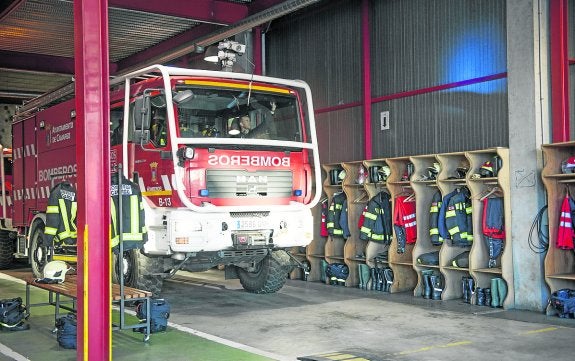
0;230;14;269
112;249;164;297
237;250;291;294
30;223;49;278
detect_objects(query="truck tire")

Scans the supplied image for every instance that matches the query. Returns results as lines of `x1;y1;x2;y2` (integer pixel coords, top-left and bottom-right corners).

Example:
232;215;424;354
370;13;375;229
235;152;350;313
237;250;291;294
112;249;164;297
0;230;14;269
29;223;49;278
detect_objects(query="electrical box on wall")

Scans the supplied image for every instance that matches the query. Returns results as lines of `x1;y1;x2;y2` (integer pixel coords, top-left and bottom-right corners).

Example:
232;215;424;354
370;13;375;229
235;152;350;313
380;111;390;130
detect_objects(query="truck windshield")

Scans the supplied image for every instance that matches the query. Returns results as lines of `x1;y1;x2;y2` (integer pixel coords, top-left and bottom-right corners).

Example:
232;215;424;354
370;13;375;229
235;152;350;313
172;86;303;142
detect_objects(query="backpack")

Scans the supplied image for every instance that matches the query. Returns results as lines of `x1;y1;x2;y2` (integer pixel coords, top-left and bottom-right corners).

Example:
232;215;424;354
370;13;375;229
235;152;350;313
136;299;170;333
55;314;77;349
0;297;29;331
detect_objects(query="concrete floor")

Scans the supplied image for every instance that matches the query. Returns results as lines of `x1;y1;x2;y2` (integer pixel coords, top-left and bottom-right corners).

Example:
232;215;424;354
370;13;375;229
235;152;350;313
2;267;575;361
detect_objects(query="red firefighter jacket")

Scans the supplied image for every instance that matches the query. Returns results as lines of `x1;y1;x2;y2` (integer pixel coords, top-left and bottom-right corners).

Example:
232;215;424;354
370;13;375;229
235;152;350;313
394;195;417;244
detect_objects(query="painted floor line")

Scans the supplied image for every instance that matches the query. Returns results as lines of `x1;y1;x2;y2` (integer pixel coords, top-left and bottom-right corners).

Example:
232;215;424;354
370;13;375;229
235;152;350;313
0;342;31;361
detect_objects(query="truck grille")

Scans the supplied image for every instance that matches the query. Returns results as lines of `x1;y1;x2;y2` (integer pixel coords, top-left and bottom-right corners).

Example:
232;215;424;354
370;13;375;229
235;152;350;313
206;170;293;198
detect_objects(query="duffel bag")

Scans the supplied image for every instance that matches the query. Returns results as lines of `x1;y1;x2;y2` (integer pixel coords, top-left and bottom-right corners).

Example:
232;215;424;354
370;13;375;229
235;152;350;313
0;297;29;331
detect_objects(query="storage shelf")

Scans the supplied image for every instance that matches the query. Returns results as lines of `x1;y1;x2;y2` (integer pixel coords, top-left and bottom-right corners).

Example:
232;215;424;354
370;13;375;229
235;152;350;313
474;267;503;275
318;148;512;306
547;273;575;281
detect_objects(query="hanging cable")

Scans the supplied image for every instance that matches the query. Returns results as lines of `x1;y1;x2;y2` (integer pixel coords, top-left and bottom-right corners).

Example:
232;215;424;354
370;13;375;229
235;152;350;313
528;205;548;254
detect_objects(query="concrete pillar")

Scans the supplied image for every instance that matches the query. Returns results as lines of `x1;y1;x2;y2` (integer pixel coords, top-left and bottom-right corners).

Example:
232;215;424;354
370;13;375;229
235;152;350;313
506;0;551;311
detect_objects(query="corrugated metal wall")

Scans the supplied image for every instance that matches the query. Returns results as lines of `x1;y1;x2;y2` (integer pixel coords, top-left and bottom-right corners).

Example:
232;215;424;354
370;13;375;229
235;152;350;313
266;0;508;161
265;0;364;163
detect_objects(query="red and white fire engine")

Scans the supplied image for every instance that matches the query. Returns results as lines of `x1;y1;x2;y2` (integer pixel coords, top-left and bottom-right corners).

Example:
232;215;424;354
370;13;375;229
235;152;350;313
0;65;322;295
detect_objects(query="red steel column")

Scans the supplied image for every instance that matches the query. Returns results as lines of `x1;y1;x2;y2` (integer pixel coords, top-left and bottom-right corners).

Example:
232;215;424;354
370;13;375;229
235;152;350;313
74;0;111;360
550;0;570;142
361;0;372;159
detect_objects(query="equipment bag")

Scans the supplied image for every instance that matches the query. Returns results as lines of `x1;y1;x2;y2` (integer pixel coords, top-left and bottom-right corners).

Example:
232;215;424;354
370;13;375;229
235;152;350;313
0;297;29;330
550;289;575;318
325;263;349;282
55;314;77;349
136;299;170;333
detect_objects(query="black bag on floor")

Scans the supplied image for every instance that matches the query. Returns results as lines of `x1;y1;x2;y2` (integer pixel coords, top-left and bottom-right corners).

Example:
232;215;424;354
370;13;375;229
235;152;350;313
55;314;77;349
0;297;29;331
136;298;170;333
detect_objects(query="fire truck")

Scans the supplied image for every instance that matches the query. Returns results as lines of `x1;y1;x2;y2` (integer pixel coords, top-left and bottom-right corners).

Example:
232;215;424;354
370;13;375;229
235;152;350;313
1;65;322;295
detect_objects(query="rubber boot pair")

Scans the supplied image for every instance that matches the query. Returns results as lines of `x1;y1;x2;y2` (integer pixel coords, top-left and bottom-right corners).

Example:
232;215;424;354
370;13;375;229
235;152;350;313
490;277;508;307
358;264;371;290
421;270;434;299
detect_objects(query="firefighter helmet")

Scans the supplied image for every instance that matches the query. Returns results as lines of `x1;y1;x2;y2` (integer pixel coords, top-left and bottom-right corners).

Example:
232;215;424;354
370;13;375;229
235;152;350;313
426;163;441;180
479;161;494;177
561;157;575;174
42;261;72;283
378;166;390;181
455;167;468;179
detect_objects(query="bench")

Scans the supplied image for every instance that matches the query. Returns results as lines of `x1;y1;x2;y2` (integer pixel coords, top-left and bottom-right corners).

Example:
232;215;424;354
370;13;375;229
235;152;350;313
24;273;152;341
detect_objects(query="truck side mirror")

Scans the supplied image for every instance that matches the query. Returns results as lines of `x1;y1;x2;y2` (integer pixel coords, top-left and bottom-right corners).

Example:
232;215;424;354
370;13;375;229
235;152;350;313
133;96;151;130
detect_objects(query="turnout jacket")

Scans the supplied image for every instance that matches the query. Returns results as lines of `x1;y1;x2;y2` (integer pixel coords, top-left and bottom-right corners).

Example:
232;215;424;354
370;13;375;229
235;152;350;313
444;187;473;246
429;190;443;246
44;182;78;246
326;192;350;238
110;173;147;252
359;191;392;244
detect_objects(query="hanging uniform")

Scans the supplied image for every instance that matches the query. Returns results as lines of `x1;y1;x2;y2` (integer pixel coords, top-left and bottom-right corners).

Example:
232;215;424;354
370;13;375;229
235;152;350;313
482;196;505;267
557;193;574;250
359;191;392;244
110;173;147;252
444;187;473;246
44;182;77;246
393;195;417;253
429;190;443;246
326;192;350;239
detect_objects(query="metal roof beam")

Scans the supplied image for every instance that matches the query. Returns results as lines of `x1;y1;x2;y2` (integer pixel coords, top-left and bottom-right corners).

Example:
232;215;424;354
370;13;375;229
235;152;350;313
108;0;248;25
0;50;75;74
114;23;218;74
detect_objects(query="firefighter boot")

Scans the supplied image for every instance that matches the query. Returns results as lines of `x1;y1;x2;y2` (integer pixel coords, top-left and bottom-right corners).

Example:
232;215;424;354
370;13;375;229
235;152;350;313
484;288;492;307
422;270;434;298
490;278;500;307
359;264;371;290
422;273;432;299
320;259;328;284
429;274;442;300
369;268;377;291
476;287;485;306
462;276;470;303
466;277;475;304
383;268;394;292
357;264;364;289
496;278;508;307
376;268;385;291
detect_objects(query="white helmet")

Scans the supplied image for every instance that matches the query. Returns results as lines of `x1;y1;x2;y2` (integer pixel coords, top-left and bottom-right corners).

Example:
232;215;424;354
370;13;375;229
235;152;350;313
43;261;72;283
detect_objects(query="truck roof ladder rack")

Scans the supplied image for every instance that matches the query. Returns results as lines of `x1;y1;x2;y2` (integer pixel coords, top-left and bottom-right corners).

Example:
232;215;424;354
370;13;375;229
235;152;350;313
15;82;76;120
